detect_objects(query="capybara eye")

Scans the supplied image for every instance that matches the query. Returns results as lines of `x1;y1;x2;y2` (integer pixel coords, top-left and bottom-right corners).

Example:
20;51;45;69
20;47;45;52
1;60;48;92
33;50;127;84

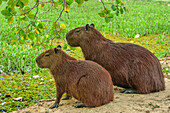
45;54;50;57
75;30;80;32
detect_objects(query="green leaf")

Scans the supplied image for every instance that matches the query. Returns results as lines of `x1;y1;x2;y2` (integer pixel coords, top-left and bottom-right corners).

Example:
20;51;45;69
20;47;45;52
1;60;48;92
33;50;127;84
70;47;76;50
116;0;121;4
107;13;114;18
38;23;43;29
54;1;59;7
106;10;111;14
28;14;35;19
75;0;81;4
34;0;38;2
120;7;124;14
28;33;35;40
20;16;28;21
63;43;67;49
1;9;11;16
16;1;24;8
22;0;29;5
45;40;50;44
0;1;2;5
59;0;64;4
75;0;83;6
98;12;105;17
105;17;111;23
66;0;73;5
116;10;119;16
7;16;13;23
12;27;15;31
123;6;126;12
31;42;35;46
111;5;116;11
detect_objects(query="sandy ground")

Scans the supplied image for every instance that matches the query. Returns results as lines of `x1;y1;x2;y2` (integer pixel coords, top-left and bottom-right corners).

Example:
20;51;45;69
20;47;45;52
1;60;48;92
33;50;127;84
12;56;170;113
12;78;170;113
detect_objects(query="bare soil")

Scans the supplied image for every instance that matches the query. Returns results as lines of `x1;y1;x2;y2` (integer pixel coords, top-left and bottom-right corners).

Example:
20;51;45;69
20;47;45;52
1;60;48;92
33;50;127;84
12;78;170;113
12;56;170;113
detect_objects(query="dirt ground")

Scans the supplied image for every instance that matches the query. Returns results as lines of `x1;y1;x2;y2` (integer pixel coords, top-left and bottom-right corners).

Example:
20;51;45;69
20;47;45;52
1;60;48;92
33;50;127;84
12;56;170;113
12;78;170;113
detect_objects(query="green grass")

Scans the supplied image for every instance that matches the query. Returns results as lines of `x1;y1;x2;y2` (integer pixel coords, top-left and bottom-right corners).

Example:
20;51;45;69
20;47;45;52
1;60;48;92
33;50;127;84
0;0;169;112
0;71;56;112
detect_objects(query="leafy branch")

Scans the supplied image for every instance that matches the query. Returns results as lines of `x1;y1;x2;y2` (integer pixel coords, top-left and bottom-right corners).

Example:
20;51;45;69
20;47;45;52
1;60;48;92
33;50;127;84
0;0;126;47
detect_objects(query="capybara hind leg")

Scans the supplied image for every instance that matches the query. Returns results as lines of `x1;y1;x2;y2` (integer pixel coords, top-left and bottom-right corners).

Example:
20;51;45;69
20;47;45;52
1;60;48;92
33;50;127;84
62;94;72;100
73;103;86;108
120;89;138;94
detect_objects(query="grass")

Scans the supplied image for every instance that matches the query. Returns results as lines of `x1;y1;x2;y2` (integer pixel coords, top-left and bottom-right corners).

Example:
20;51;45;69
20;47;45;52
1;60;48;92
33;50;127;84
0;0;169;112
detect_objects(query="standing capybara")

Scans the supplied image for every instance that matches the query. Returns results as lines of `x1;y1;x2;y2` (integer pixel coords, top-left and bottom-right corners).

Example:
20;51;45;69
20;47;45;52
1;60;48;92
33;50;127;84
66;24;165;94
36;45;114;109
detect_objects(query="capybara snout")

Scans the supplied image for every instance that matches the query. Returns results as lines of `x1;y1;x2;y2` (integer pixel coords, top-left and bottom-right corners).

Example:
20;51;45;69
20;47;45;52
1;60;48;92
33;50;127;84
66;25;95;47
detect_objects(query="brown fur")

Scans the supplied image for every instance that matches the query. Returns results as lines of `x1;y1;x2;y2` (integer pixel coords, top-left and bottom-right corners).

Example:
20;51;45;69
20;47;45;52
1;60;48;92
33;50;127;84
36;47;114;107
66;24;165;94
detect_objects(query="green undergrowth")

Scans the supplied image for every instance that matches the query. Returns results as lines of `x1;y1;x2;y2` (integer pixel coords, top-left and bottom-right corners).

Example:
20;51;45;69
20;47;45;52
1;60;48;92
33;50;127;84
0;71;56;113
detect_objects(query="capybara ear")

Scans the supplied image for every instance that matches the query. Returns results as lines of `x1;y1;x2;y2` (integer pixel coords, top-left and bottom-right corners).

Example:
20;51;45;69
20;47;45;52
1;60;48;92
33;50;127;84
86;24;90;31
90;23;95;28
54;48;58;54
57;45;62;49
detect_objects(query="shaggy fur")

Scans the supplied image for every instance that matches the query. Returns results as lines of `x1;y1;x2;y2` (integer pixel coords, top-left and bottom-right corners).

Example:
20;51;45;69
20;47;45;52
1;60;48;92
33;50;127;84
66;24;165;94
36;47;114;108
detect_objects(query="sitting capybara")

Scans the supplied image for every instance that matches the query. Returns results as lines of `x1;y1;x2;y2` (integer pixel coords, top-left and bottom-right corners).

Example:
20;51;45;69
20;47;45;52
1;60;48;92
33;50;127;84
36;45;114;109
66;24;165;94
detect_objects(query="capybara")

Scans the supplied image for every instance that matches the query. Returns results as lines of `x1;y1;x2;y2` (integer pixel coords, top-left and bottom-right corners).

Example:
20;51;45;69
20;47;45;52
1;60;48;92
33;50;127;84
66;24;165;94
36;45;114;109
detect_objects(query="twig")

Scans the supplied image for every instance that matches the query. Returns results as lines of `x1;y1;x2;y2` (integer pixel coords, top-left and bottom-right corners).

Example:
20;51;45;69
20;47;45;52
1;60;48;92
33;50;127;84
40;35;57;45
18;0;39;34
54;0;66;42
39;20;55;22
40;0;66;43
39;0;54;15
14;0;39;16
17;0;66;43
100;0;106;9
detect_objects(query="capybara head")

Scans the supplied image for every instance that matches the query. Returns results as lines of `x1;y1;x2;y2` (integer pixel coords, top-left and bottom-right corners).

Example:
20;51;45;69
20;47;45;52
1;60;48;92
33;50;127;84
66;23;99;47
36;45;62;68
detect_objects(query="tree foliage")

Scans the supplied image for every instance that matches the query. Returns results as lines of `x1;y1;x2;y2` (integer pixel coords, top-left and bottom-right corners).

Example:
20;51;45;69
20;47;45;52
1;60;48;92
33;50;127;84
0;0;126;47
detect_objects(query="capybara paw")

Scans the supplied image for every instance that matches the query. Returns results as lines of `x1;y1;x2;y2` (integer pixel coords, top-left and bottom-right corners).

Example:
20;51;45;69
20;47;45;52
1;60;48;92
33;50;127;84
62;95;72;100
73;103;86;108
49;104;58;109
120;89;137;94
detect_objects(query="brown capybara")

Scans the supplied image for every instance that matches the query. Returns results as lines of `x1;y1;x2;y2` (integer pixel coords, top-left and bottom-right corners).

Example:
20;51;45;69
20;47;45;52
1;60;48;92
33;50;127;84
36;45;114;109
66;24;165;94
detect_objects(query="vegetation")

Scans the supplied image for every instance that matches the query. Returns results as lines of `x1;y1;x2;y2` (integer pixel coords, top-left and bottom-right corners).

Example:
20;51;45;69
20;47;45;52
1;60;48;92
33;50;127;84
0;0;169;112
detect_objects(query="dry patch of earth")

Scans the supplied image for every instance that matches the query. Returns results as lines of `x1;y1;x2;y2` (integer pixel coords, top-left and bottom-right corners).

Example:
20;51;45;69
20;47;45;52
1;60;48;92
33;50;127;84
12;78;170;113
12;56;170;113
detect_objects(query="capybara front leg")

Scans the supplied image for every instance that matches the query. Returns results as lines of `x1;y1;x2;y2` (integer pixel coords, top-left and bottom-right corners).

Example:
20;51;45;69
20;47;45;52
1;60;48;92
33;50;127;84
49;87;64;109
49;101;59;109
120;89;138;94
73;103;86;108
62;94;72;100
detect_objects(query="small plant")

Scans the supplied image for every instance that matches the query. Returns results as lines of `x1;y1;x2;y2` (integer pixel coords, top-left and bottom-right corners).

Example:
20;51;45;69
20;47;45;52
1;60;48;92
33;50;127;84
148;102;160;109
